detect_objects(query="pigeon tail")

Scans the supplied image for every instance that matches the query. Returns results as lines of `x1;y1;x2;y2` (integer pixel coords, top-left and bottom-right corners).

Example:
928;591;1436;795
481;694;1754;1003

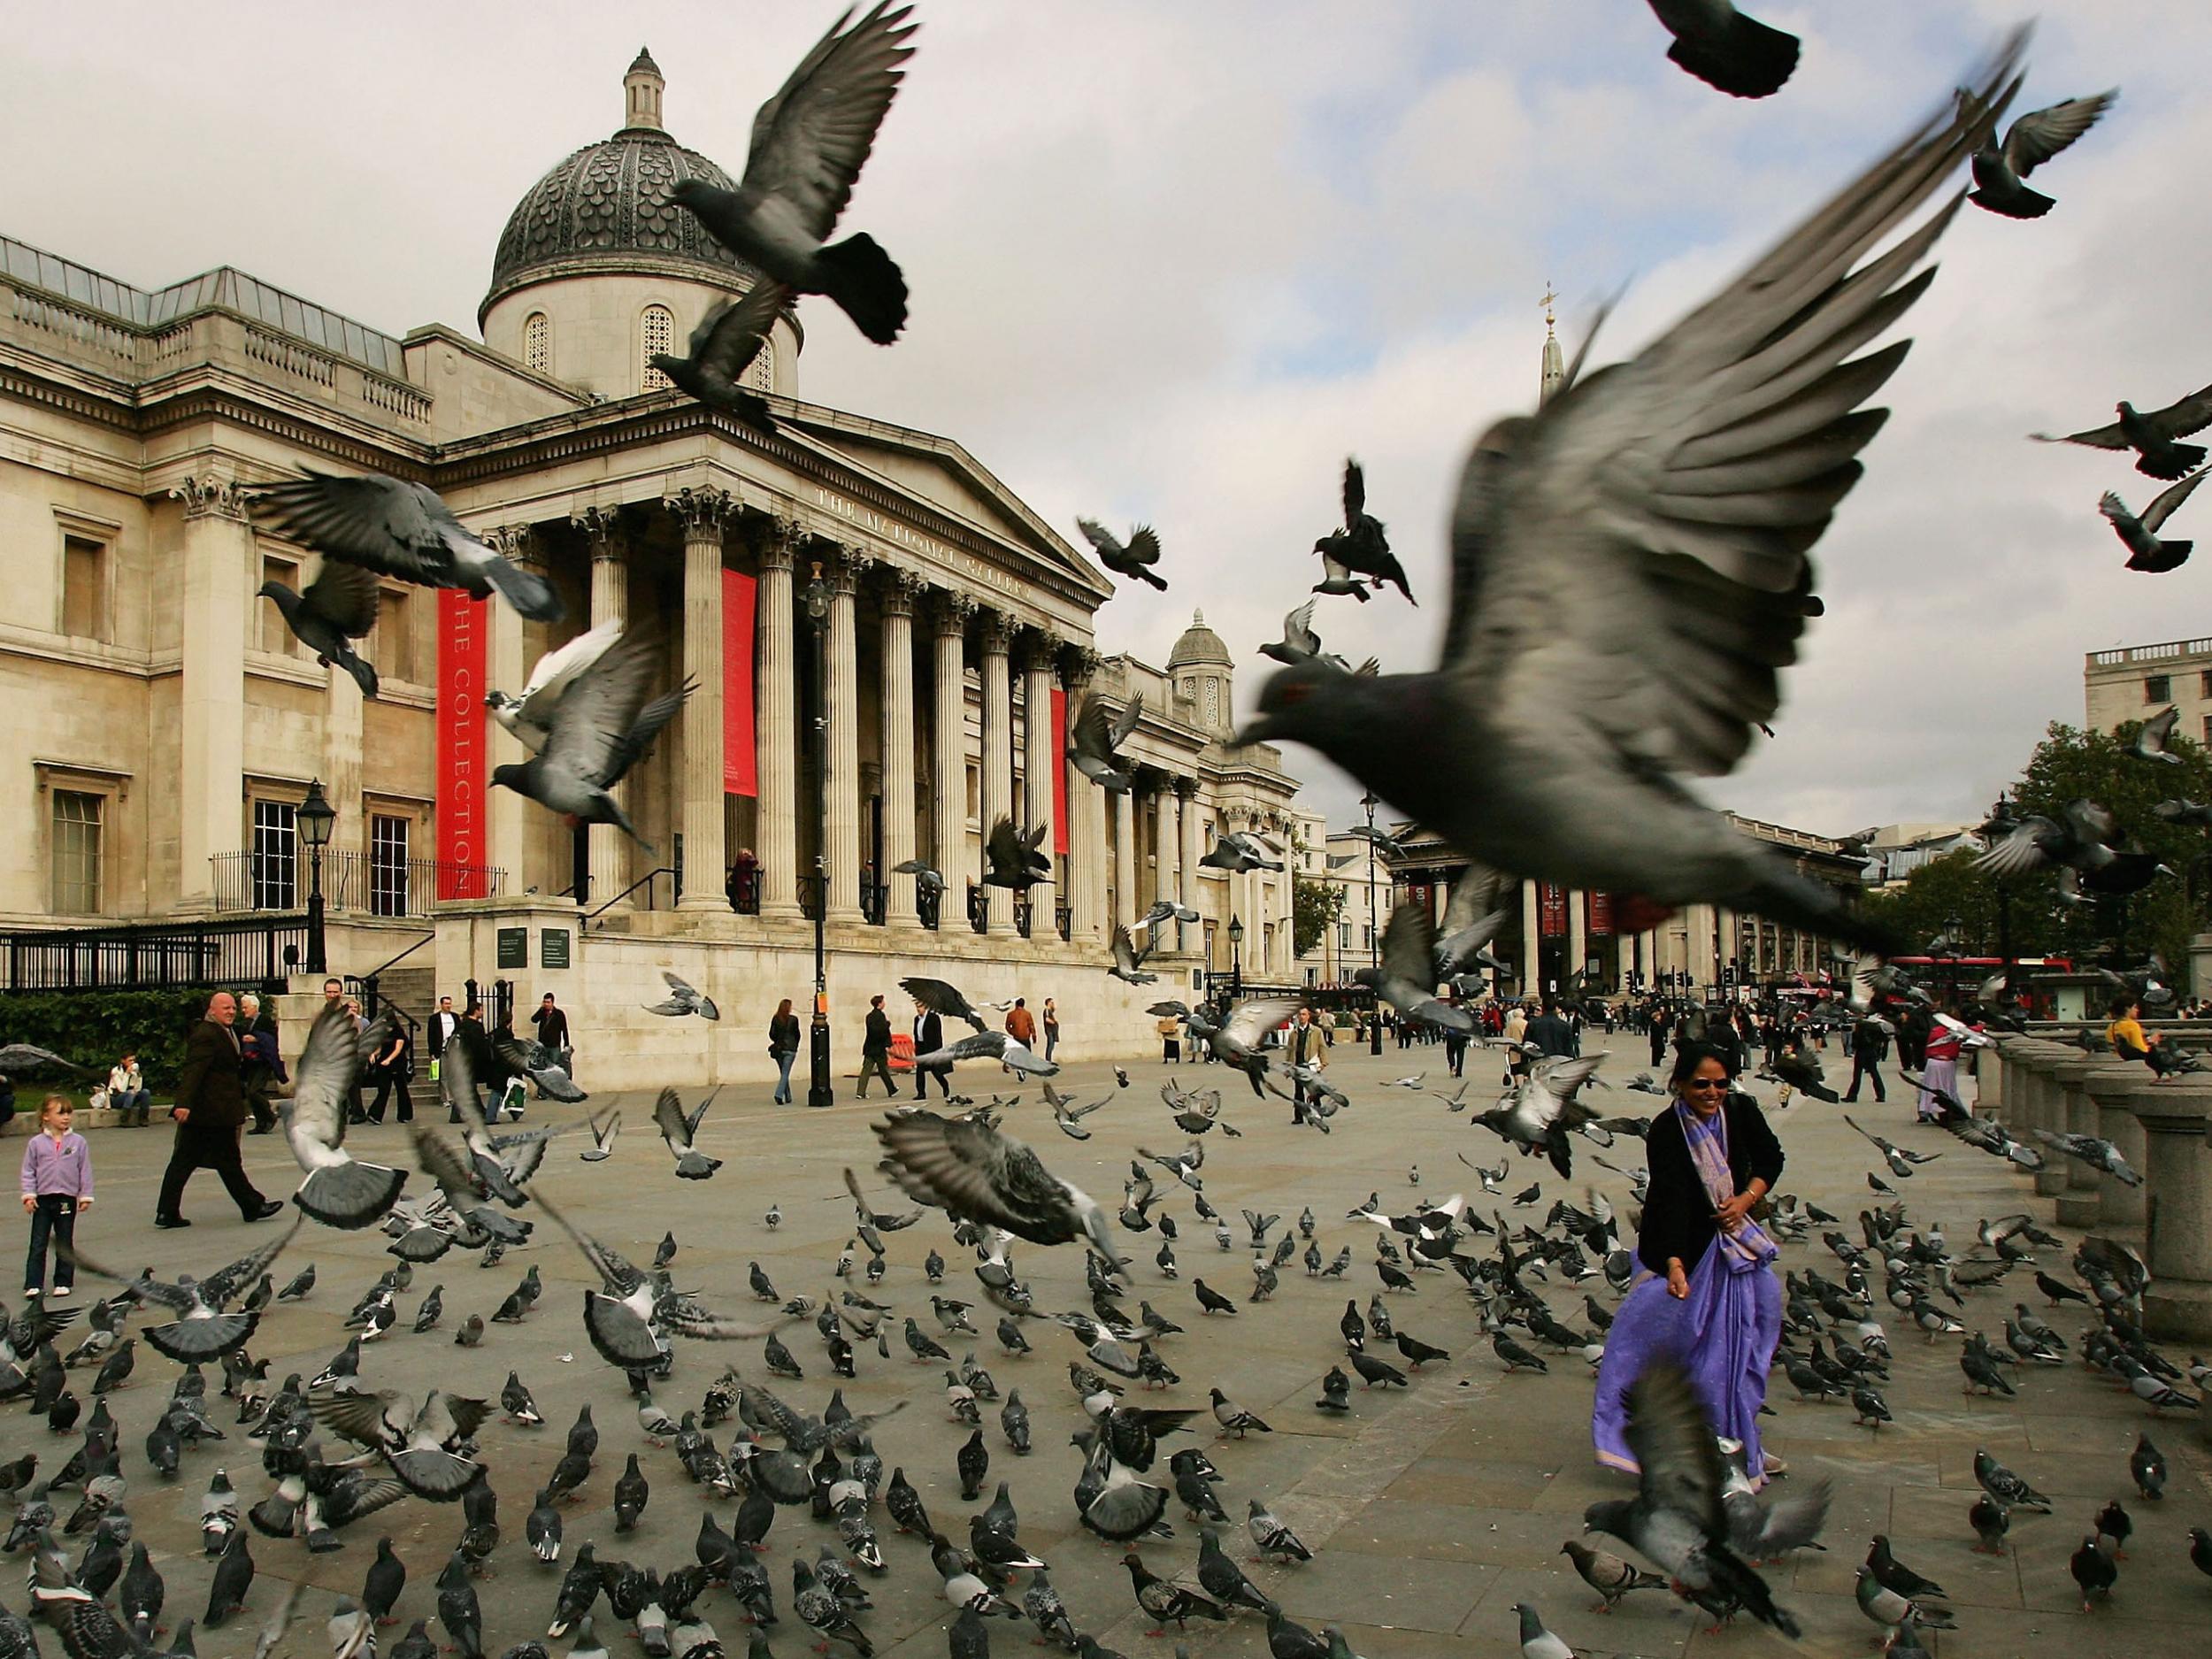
293;1161;408;1231
1666;12;1799;99
333;649;380;700
1970;180;2055;219
815;233;909;346
2141;443;2206;481
480;555;566;623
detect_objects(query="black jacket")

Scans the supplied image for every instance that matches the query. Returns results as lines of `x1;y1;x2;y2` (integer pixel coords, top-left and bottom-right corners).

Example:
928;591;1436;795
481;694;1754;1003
1524;1013;1575;1057
176;1019;247;1131
769;1013;801;1056
1636;1093;1786;1278
427;1010;459;1057
863;1009;893;1058
912;1010;943;1054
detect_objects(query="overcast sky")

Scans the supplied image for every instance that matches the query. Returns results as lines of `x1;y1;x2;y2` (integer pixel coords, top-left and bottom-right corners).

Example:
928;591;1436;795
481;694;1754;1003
7;2;2206;838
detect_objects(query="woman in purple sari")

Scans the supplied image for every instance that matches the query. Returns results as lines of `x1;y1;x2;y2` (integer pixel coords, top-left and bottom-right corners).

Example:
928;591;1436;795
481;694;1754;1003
1593;1043;1786;1485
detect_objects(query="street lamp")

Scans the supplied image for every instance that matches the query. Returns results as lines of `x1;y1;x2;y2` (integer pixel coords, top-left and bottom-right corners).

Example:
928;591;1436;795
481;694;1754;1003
804;562;834;1110
1362;792;1383;1055
1228;913;1244;1001
1985;790;2015;990
297;777;336;975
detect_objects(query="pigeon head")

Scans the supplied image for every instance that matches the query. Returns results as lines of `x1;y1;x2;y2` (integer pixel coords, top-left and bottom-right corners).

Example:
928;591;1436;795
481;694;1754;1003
1239;660;1379;752
257;580;300;611
1582;1498;1634;1537
489;762;532;795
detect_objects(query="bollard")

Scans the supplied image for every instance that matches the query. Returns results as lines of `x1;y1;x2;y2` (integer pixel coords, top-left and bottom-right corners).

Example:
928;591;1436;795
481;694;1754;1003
2030;1049;2075;1199
2082;1063;2149;1231
2051;1057;2104;1228
2123;1084;2212;1348
1974;1038;2006;1118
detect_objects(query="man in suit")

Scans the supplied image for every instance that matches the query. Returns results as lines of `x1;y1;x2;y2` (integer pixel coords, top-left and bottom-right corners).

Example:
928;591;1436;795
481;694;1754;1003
857;994;898;1100
426;995;460;1074
1286;1006;1326;1125
155;989;282;1228
1525;999;1576;1060
911;998;948;1099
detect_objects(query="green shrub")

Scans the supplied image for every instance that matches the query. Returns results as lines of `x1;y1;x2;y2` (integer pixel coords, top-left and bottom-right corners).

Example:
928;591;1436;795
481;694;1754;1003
0;987;222;1086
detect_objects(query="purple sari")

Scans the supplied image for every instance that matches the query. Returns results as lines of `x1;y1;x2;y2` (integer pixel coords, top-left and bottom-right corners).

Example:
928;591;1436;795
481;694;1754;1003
1592;1102;1783;1486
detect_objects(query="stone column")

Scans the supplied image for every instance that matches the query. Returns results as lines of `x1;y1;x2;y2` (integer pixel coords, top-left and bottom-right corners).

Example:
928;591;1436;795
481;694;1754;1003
879;571;925;926
2025;1046;2071;1196
2084;1065;2150;1229
172;474;250;912
574;506;631;908
754;526;802;918
1176;779;1200;955
1021;629;1061;934
823;548;869;924
1520;879;1540;998
483;526;540;894
1567;888;1587;989
978;610;1016;935
930;591;975;927
668;487;734;912
1064;651;1107;945
1113;787;1136;934
1154;785;1179;945
1686;903;1716;997
2123;1086;2212;1342
2050;1056;2101;1222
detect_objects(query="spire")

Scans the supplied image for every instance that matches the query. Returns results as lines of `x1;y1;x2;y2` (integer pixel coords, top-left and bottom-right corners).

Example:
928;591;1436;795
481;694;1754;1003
1191;608;1205;628
623;47;665;132
1539;280;1563;407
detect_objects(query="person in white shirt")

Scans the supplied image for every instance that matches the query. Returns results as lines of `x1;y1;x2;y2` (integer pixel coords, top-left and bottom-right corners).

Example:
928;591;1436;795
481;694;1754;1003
105;1054;150;1125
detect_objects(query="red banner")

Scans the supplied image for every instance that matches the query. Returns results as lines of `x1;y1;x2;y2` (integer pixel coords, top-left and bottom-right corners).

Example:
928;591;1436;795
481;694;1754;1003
1538;882;1569;938
435;588;492;899
723;569;757;796
1586;890;1615;935
1051;689;1070;856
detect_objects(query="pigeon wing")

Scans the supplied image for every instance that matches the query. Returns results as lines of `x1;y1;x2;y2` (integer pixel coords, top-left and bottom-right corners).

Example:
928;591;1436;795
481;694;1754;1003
1443;39;2023;780
299;559;382;640
873;1111;1083;1246
541;633;662;788
1122;526;1163;570
514;618;623;711
1110;925;1143;975
202;1217;305;1310
742;1;918;242
653;1087;694;1150
691;281;788;383
1219;995;1303;1052
599;679;694;789
1622;1358;1727;1536
1379;902;1439;989
286;1003;365;1158
2139;468;2209;534
2001;90;2116;177
1074;518;1125;563
0;1042;84;1071
902;976;985;1031
985;816;1024;874
1069;695;1114;766
249;470;465;586
1340;457;1366;531
1282;599;1320;657
1108;692;1144;750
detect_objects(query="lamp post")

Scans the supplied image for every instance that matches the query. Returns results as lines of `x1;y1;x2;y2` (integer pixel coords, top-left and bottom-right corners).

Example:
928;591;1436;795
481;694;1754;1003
1228;913;1244;1002
804;563;833;1110
297;777;335;976
1362;792;1383;1054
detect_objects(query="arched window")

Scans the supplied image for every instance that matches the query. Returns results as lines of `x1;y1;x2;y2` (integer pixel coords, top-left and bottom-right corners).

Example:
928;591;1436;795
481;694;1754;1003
523;311;550;374
641;304;675;391
745;341;773;395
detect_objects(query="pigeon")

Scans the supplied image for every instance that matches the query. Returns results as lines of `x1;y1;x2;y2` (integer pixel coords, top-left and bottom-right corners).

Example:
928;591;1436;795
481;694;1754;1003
482;619;622;749
204;1526;255;1627
1075;519;1167;591
1969;1493;2009;1554
1855;1564;1954;1637
2131;1432;2166;1500
580;1110;621;1162
901;977;992;1035
1109;926;1157;986
1120;1553;1225;1633
1965;88;2117;219
643;969;720;1021
1196;832;1282;873
257;560;381;696
1355;902;1473;1033
1313;458;1414;604
489;632;691;849
1581;1359;1800;1637
2070;1535;2117;1610
1511;1601;1575;1659
654;1087;724;1179
1561;1539;1666;1612
1310;545;1371;601
871;1110;1116;1258
981;818;1053;892
1069;694;1142;792
2038;377;2212;479
1645;0;1798;99
649;281;787;431
67;1228;301;1362
365;1536;407;1623
2101;473;2207;573
1972;1449;2051;1512
1236;41;2034;956
1209;1388;1268;1438
1257;599;1346;669
249;468;563;620
1247;1499;1310;1563
281;1004;410;1228
667;2;917;345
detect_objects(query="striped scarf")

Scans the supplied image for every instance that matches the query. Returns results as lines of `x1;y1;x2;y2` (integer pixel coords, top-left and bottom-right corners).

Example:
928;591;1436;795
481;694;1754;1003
1676;1101;1776;1274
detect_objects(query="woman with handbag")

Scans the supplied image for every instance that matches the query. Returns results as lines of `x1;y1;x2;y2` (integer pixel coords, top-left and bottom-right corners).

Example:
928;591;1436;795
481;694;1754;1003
768;998;801;1105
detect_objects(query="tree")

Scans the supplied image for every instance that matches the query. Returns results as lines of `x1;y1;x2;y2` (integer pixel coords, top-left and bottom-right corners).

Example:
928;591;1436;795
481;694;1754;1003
1293;872;1347;958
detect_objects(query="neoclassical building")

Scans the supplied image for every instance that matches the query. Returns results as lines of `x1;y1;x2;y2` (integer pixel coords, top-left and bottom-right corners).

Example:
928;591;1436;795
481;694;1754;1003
0;52;1305;1079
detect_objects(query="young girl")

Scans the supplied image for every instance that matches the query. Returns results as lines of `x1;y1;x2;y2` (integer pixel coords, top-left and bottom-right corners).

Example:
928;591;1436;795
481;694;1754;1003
21;1094;93;1298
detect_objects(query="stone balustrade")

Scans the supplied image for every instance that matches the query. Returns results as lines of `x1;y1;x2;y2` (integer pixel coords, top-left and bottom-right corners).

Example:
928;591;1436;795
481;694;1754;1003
2082;1064;2151;1230
2121;1083;2212;1353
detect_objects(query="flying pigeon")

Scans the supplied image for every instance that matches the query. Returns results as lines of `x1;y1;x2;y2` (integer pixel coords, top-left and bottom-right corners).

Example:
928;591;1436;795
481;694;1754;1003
643;969;719;1020
2036;377;2212;479
982;817;1052;890
2101;473;2207;573
652;1087;724;1179
1314;458;1414;604
1076;518;1167;590
649;280;788;431
484;620;623;750
872;1109;1119;1260
1110;925;1157;986
489;631;692;849
1070;693;1142;791
258;560;381;697
1965;87;2117;219
281;1004;409;1229
1645;0;1799;99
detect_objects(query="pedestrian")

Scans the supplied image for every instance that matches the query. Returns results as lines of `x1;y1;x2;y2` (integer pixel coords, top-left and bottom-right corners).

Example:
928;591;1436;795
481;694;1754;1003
426;995;460;1087
727;846;761;913
1041;998;1061;1064
1840;1010;1889;1104
1441;1021;1468;1079
21;1094;92;1298
1592;1043;1786;1486
857;995;897;1100
1525;999;1574;1060
238;994;285;1133
1286;1008;1325;1125
1503;1002;1531;1085
910;998;949;1099
154;991;282;1229
769;998;802;1105
365;1018;413;1125
1916;1010;1964;1124
450;1001;491;1124
1004;997;1037;1052
1157;1014;1181;1064
530;994;572;1096
1647;1002;1671;1068
103;1052;150;1125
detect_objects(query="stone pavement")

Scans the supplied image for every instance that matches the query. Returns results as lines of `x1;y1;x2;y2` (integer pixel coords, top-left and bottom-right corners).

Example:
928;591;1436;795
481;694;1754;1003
22;1034;2212;1659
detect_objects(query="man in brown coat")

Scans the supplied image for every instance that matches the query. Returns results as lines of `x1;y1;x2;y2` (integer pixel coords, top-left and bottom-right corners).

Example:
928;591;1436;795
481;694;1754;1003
1004;997;1038;1050
154;989;282;1228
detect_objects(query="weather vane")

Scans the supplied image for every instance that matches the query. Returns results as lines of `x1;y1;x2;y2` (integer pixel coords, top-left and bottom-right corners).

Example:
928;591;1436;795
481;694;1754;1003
1540;280;1558;332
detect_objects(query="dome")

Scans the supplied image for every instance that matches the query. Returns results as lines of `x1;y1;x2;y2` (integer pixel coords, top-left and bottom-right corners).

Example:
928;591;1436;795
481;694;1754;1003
480;50;763;325
1167;609;1234;671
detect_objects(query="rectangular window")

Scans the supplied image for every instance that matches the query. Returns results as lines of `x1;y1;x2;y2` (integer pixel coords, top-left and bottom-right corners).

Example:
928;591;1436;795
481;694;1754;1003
2202;713;2212;745
372;587;417;684
1338;922;1351;949
50;790;103;914
260;557;301;656
1363;924;1373;950
2146;673;2170;703
2201;669;2212;698
251;799;297;910
61;535;106;641
369;814;410;917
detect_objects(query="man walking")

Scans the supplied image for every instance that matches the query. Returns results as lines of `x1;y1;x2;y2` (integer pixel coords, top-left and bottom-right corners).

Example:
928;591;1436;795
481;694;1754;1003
1004;997;1038;1054
858;995;897;1100
155;991;281;1229
426;995;460;1084
911;997;948;1099
1286;1007;1325;1125
236;994;284;1133
529;994;572;1097
1525;999;1575;1060
1841;1010;1890;1103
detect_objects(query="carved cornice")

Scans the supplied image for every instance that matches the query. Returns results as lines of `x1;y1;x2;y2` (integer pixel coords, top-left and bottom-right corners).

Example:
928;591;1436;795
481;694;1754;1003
831;545;876;590
879;566;928;618
757;515;799;574
1173;776;1198;801
1022;626;1065;675
170;472;249;521
486;524;541;567
979;609;1018;656
662;484;736;538
930;588;978;638
1064;645;1103;690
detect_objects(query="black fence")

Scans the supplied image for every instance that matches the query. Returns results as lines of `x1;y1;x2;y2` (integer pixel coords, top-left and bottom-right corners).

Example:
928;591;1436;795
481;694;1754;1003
1;915;308;992
211;850;503;918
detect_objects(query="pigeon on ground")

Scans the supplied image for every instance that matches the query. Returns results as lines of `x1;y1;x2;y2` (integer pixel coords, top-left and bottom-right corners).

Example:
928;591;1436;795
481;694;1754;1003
1972;1449;2051;1512
1238;42;2032;955
1966;88;2117;219
1209;1388;1269;1438
1645;0;1798;98
2131;1432;2166;1499
2070;1535;2117;1609
1069;694;1142;792
249;469;563;620
650;281;787;431
1511;1601;1575;1659
2037;377;2212;479
258;561;381;697
1076;519;1167;591
489;632;691;849
667;3;918;345
2101;473;2207;573
1560;1540;1665;1612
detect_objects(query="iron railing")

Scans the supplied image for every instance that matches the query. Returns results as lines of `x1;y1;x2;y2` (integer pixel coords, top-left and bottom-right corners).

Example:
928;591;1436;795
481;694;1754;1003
211;850;503;918
1;915;307;992
588;868;675;925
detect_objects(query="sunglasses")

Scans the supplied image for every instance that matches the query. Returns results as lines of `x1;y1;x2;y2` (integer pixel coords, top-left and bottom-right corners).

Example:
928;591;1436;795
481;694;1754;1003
1683;1078;1731;1091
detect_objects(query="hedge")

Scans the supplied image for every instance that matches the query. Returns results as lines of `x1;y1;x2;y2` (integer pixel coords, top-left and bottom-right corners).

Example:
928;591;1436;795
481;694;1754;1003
0;987;226;1086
